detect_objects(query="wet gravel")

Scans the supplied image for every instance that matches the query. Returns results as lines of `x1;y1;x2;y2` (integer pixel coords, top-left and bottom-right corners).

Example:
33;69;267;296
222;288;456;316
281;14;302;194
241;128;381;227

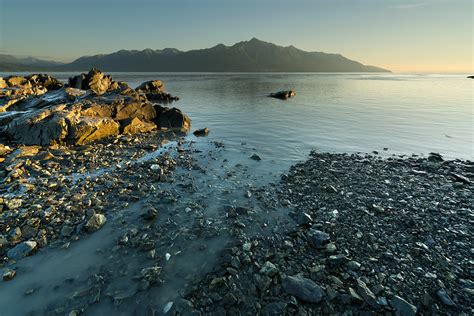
183;151;473;315
1;138;472;315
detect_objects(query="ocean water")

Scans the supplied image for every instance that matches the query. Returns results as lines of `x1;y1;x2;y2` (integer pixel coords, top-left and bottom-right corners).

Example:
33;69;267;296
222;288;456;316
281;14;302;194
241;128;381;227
2;72;473;164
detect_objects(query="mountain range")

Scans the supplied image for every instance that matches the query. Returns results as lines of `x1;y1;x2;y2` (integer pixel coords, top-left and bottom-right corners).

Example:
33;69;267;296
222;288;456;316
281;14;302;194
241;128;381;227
0;54;64;72
1;38;389;72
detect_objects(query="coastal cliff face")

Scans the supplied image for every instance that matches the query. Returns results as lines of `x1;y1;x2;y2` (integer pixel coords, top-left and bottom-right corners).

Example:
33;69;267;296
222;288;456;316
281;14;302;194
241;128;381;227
0;69;190;146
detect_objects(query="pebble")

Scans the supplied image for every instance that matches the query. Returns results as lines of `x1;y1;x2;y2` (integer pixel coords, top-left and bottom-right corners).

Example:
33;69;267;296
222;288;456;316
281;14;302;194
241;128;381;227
259;261;279;276
2;268;16;281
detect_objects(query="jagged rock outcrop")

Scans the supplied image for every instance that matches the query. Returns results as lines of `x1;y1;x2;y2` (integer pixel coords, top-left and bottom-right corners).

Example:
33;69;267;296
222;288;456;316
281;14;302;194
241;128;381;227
0;70;190;146
68;68;113;95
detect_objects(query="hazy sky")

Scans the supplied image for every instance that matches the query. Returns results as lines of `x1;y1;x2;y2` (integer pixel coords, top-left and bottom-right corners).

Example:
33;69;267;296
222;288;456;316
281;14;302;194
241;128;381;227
0;0;472;73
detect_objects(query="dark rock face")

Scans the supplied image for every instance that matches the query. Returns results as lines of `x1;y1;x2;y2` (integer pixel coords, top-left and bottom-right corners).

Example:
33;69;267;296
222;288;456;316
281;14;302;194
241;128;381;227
155;106;191;133
0;70;190;146
269;90;296;100
467;75;474;79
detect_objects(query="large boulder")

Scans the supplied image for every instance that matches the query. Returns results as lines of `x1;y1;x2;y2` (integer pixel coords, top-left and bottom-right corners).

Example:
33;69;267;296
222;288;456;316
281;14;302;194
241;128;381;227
68;69;112;95
156;106;191;133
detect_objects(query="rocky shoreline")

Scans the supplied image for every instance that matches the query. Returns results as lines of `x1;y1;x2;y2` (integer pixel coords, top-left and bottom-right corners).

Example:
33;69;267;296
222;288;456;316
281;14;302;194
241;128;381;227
183;151;473;315
0;71;472;315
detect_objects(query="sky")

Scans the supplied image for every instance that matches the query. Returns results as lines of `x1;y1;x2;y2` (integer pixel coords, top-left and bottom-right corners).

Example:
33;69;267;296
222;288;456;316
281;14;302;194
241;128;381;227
0;0;472;73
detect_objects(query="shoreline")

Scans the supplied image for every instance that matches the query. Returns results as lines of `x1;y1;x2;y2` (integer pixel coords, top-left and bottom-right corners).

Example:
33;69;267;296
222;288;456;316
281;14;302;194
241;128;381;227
0;139;472;314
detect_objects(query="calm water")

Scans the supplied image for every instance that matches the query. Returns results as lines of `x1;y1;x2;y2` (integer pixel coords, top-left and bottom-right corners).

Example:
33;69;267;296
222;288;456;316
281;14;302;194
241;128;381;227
3;72;473;163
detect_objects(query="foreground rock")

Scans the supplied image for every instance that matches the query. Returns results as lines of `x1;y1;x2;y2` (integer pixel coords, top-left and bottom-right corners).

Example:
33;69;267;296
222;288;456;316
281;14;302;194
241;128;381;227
0;69;190;146
269;90;296;100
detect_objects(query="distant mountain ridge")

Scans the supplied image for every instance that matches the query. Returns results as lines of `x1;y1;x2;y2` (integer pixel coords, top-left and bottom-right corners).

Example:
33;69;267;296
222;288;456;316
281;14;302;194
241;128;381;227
0;54;64;71
1;38;390;72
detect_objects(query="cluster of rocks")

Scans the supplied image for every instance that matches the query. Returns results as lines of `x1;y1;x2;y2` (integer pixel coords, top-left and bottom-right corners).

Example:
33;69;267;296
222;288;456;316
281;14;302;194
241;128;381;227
182;152;473;315
0;69;190;146
0;130;183;265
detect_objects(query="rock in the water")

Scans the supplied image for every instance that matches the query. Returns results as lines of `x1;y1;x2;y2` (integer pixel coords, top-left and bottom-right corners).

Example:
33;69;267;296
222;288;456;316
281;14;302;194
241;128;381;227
390;295;417;316
269;90;296;100
467;75;474;79
193;128;209;137
85;214;107;232
281;275;325;303
7;241;37;260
